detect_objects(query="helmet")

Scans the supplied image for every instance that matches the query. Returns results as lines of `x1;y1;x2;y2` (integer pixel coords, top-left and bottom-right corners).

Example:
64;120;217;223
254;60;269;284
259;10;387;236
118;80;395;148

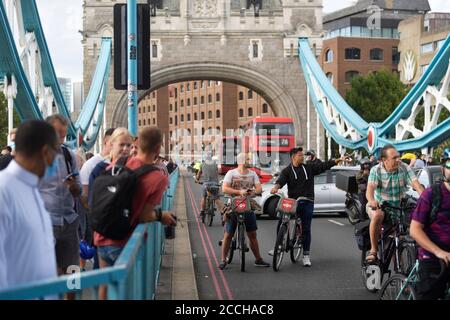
79;240;96;260
360;157;371;169
441;148;450;164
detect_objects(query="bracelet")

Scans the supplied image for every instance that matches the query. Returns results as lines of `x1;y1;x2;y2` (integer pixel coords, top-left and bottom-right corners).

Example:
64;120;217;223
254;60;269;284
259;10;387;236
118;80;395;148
155;208;162;221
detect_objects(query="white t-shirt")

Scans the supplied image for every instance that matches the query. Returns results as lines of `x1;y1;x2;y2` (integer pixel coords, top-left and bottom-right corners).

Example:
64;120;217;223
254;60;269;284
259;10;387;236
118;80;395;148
223;168;260;190
79;154;105;185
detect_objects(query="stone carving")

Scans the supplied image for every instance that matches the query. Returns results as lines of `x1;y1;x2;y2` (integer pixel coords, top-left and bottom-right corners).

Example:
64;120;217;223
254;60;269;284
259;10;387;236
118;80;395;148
193;0;218;17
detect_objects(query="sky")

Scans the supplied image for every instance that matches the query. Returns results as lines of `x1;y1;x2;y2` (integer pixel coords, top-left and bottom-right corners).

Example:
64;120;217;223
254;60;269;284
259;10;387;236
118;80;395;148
35;0;450;82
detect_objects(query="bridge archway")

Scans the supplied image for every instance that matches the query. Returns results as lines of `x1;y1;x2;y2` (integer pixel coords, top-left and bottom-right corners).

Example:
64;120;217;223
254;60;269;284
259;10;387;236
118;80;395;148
111;62;301;142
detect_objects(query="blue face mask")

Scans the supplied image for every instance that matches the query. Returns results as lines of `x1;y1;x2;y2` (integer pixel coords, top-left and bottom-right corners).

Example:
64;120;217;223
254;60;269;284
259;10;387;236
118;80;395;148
44;155;60;179
9;142;15;151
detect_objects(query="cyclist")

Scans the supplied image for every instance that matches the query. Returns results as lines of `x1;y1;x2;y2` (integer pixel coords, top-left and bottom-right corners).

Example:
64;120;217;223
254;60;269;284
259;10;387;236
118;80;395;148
356;157;372;218
270;147;346;266
365;144;424;263
219;152;270;270
196;152;222;220
409;149;450;300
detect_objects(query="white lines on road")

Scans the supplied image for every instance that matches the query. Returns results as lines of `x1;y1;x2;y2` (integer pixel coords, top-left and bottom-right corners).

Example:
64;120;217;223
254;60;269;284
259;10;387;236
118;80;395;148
328;219;345;226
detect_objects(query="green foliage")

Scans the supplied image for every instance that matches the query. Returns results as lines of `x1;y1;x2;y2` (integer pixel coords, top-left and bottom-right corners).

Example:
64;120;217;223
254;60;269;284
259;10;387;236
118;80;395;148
0;92;21;148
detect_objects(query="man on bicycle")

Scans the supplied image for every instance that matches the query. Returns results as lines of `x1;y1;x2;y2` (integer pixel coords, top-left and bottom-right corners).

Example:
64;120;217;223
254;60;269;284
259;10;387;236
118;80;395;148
270;147;345;266
410;149;450;300
196;152;222;220
366;144;424;263
219;152;270;270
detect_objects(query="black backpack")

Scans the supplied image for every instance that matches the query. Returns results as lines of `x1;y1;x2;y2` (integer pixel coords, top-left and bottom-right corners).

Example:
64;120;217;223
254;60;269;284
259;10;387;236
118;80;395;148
91;157;159;240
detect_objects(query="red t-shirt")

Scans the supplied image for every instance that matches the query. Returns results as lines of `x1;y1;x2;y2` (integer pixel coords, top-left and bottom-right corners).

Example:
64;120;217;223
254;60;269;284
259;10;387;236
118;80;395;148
94;157;169;248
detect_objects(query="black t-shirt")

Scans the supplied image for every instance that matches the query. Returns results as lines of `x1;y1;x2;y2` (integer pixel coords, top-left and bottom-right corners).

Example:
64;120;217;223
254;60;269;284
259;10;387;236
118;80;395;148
0;154;13;171
276;160;336;201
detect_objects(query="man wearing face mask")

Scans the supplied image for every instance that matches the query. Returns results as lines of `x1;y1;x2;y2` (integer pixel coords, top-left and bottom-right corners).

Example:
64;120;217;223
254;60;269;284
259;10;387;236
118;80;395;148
410;149;450;300
270;147;346;266
39;115;82;283
0;120;58;289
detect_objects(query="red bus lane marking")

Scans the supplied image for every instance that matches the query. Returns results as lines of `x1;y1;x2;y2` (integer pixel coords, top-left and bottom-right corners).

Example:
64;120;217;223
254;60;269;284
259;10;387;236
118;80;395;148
186;180;234;300
184;179;224;300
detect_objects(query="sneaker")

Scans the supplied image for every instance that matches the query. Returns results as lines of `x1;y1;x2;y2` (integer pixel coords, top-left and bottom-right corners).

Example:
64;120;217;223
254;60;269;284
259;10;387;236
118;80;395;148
254;259;270;267
218;260;227;270
268;249;274;256
302;255;311;267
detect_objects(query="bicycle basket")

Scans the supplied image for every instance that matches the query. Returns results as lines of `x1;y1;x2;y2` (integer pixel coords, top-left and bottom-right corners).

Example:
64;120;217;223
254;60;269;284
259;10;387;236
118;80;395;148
276;198;297;216
206;185;220;197
231;197;251;214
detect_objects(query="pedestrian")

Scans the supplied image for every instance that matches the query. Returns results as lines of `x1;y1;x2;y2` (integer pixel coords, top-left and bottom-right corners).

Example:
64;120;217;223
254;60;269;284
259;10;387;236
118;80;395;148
305;150;322;166
0;120;58;289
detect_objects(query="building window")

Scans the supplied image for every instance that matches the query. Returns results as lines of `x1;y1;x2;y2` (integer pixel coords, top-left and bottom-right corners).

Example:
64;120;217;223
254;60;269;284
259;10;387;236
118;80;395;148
194;97;197;105
239;108;244;117
174;88;178;98
345;47;361;60
201;96;205;104
181;100;184;107
187;83;190;91
152;92;156;98
194;82;198;90
143;119;146;126
139;120;141;126
208;80;212;87
181;114;184;122
187;98;191;107
248;90;253;99
424;19;430;32
262;103;268;113
208;95;212;103
325;49;333;62
153;118;156;125
202;128;205;135
216;93;220;102
201;81;205;89
208;111;212;119
170;118;173;125
253;41;258;58
326;72;333;84
239;92;244;100
345;71;360;83
370;48;383;61
187;113;191;122
175;116;178;125
216;126;220;132
180;85;184;93
152;43;158;58
152;105;156;112
216;110;220;118
421;43;434;54
194;113;198;120
392;47;400;64
175;102;178;112
201;112;205;120
248;108;253;117
169;104;173;111
139;107;141;114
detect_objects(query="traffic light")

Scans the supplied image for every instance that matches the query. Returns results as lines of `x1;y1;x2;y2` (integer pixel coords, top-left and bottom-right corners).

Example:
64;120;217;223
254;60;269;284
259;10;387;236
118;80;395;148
113;4;150;90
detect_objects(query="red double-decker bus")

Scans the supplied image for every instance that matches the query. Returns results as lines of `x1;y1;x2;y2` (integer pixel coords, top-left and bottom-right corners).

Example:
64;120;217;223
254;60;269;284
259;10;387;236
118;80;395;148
242;117;295;183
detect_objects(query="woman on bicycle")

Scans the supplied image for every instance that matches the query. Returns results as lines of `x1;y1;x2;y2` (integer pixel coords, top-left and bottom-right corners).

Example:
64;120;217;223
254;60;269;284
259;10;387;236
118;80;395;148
410;149;450;300
219;153;270;270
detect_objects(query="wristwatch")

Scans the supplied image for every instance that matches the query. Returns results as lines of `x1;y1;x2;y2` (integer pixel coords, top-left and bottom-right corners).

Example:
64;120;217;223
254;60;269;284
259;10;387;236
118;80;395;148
155;208;163;221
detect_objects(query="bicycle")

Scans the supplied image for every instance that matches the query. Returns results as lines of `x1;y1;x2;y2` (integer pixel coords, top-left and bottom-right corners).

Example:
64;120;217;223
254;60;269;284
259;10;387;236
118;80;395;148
379;259;450;300
361;196;417;293
196;181;221;226
272;194;303;272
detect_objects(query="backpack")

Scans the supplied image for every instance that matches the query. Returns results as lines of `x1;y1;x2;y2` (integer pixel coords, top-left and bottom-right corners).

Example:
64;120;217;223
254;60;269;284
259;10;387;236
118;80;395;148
61;145;73;175
90;157;159;240
428;183;443;226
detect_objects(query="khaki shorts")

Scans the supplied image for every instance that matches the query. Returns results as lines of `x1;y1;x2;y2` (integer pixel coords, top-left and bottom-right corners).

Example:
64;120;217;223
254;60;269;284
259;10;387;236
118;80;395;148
366;203;383;220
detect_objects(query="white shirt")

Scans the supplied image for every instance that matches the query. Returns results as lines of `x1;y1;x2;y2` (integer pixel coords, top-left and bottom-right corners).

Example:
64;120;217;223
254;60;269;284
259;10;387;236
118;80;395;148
0;161;57;290
79;154;105;185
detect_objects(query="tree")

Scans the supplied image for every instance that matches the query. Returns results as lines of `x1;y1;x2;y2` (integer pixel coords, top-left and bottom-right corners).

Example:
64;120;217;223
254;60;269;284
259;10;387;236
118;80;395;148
0;92;20;148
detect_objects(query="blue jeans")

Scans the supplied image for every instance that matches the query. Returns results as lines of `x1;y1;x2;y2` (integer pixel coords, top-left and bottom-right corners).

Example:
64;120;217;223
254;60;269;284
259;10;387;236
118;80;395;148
276;200;314;254
97;245;123;266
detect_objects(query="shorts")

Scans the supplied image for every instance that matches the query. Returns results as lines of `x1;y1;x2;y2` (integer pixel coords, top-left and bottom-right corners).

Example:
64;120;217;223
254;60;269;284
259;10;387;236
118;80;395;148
202;182;219;197
225;211;258;234
366;203;395;225
97;245;123;266
53;217;80;271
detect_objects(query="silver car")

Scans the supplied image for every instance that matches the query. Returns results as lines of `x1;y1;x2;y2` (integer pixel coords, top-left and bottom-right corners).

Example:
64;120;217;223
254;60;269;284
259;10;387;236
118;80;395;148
255;166;360;218
407;165;444;199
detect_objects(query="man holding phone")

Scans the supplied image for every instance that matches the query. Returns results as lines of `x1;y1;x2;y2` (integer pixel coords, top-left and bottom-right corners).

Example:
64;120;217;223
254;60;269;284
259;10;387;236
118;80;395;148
39;115;82;294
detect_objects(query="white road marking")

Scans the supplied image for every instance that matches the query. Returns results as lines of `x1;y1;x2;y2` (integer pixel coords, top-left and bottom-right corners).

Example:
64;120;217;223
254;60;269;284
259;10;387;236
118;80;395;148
328;219;345;226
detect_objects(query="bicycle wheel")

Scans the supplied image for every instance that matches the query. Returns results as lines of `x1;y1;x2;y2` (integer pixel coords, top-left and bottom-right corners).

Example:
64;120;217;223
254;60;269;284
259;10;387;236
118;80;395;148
290;222;303;263
207;205;214;226
273;224;288;272
226;238;235;264
398;240;417;275
238;223;246;272
379;274;416;300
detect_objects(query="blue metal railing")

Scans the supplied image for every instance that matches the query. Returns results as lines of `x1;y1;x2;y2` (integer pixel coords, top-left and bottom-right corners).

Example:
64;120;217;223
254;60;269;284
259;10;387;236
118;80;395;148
0;168;180;300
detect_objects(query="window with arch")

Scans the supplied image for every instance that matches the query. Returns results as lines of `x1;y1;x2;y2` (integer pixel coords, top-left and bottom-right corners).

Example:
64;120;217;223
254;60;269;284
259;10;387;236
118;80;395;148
208;111;213;119
139;120;142;126
152;105;155;112
239;92;244;100
169;104;173;111
194;113;198;121
181;100;184;107
248;108;253;117
202;127;206;135
187;83;190;91
239;108;244;117
370;48;384;61
194;82;198;90
326;72;333;84
194;97;197;105
175;102;178;112
175;116;178;125
201;81;205;89
170;118;173;125
139;107;141;114
216;93;220;102
180;84;184;93
345;70;360;83
216;110;220;118
216;126;221;133
153;119;155;125
208;95;212;103
325;49;333;62
248;89;253;99
262;103;268;113
187;113;191;122
147;106;150;113
187;98;191;107
201;112;205;120
181;114;184;122
174;88;178;98
345;47;361;60
201;96;205;104
143;119;146;126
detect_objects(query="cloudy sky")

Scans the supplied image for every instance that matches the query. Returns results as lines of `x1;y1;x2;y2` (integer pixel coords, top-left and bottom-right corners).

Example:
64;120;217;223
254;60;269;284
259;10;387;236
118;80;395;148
35;0;450;82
